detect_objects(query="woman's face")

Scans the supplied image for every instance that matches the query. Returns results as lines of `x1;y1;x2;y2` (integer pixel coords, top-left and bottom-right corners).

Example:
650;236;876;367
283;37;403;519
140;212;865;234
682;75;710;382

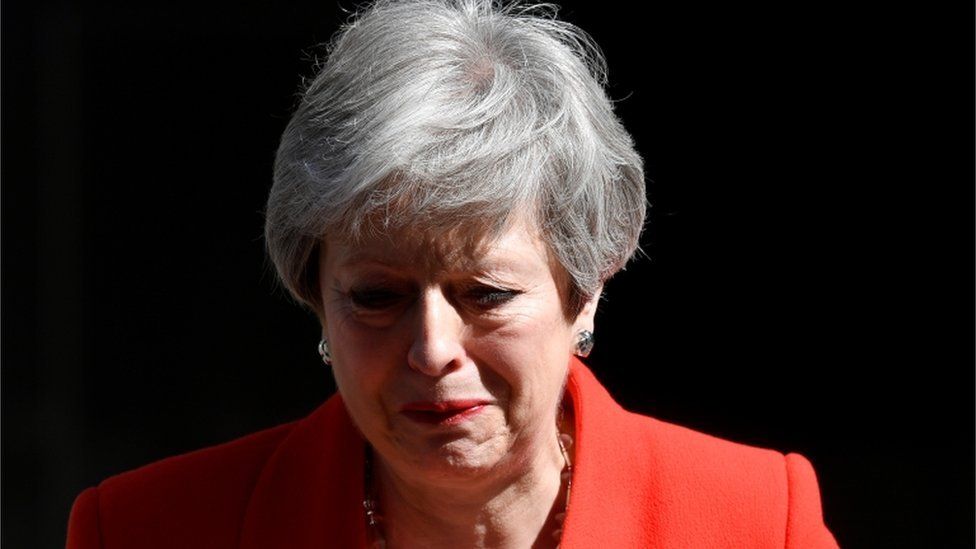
318;217;598;482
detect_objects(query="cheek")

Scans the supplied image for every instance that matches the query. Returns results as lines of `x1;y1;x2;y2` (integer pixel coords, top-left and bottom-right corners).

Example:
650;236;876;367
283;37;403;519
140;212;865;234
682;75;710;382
327;303;406;368
327;323;403;415
329;355;399;445
486;311;572;404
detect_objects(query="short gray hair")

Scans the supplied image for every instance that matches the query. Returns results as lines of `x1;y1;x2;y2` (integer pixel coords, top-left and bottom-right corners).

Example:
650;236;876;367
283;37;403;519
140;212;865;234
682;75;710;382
265;0;647;316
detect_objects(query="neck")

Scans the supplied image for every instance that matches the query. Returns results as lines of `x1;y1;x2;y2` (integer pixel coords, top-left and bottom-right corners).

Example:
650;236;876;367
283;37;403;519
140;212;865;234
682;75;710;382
370;408;574;549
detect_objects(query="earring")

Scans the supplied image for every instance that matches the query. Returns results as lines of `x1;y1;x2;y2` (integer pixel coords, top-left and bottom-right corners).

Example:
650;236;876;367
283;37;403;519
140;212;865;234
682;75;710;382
317;339;332;366
575;330;594;358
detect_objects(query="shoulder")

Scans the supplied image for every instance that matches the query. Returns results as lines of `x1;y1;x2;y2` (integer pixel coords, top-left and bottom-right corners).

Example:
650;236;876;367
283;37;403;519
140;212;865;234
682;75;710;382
623;411;838;548
622;410;802;497
566;360;837;547
67;420;298;549
570;357;830;505
570;361;791;489
628;410;787;488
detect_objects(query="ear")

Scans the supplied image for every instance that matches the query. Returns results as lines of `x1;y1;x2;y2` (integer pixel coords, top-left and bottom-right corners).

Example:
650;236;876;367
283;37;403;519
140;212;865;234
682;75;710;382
573;284;603;333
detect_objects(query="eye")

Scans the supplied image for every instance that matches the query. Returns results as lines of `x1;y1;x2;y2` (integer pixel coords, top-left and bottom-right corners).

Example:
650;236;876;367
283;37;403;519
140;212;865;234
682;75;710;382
464;285;521;309
348;287;411;310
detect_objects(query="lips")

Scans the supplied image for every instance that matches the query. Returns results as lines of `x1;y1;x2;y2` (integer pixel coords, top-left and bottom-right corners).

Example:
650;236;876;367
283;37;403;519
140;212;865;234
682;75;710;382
400;400;490;426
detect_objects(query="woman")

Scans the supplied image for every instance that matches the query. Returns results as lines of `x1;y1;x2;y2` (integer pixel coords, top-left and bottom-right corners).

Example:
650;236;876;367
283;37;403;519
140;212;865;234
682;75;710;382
67;0;839;547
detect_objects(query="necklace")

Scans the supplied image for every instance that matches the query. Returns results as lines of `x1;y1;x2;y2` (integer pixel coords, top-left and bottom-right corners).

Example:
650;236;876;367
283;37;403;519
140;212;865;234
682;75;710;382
363;406;574;548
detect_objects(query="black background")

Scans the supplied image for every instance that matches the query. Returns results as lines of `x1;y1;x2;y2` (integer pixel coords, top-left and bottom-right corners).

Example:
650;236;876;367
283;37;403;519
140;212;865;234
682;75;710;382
4;1;974;547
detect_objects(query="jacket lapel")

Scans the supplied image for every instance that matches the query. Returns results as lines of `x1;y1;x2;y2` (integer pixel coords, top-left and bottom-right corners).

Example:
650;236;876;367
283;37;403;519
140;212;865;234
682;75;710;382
561;357;663;548
239;395;368;549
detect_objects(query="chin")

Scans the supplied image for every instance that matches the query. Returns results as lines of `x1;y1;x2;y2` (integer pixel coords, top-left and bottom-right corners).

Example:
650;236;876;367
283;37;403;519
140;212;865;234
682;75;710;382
391;433;510;481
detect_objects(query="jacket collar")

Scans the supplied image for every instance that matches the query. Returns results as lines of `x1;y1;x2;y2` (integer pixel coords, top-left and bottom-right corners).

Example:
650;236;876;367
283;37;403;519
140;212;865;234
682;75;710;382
562;357;659;547
239;395;368;549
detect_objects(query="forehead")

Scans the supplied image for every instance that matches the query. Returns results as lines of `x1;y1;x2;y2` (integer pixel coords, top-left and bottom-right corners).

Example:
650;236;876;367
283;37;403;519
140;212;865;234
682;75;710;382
323;218;552;276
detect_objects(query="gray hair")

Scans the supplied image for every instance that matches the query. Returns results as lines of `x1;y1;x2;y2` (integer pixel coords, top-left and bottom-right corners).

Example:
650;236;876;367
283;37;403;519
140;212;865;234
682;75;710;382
265;0;647;316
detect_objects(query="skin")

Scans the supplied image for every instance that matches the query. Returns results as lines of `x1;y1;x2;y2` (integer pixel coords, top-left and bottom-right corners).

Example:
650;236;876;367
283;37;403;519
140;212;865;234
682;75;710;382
318;215;600;548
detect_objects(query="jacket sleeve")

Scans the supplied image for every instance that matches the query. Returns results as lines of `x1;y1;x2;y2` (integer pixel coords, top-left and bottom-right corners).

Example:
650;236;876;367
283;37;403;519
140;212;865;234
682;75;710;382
784;453;840;548
66;486;103;549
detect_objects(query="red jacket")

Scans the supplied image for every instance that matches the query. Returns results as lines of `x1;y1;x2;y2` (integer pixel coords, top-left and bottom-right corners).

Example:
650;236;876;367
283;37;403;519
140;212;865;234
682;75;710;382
67;359;839;548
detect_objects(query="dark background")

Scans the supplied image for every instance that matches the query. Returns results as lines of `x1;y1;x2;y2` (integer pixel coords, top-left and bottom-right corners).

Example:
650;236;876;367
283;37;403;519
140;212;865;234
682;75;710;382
4;1;973;547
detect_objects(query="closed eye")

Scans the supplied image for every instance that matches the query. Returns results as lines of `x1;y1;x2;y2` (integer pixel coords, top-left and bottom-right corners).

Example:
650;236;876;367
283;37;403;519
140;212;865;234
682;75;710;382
465;286;521;309
348;288;411;310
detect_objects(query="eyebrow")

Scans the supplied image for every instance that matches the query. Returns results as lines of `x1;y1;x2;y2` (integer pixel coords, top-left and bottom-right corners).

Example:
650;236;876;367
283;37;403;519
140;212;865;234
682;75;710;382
332;255;413;277
336;250;531;280
338;252;404;266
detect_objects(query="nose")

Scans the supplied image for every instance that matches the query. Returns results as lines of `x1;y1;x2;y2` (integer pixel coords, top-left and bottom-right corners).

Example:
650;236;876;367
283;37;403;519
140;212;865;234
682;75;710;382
407;287;466;376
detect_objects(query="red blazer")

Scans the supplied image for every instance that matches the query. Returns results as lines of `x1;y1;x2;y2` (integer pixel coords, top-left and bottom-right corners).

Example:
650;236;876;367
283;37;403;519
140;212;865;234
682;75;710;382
67;359;839;548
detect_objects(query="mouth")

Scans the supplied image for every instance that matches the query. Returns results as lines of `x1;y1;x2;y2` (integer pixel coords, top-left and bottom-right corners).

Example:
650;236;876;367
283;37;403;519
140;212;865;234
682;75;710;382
400;400;490;426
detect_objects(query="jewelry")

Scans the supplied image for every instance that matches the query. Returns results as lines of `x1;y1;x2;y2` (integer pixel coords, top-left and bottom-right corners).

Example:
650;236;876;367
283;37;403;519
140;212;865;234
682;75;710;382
574;330;594;358
317;339;332;366
363;407;574;548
